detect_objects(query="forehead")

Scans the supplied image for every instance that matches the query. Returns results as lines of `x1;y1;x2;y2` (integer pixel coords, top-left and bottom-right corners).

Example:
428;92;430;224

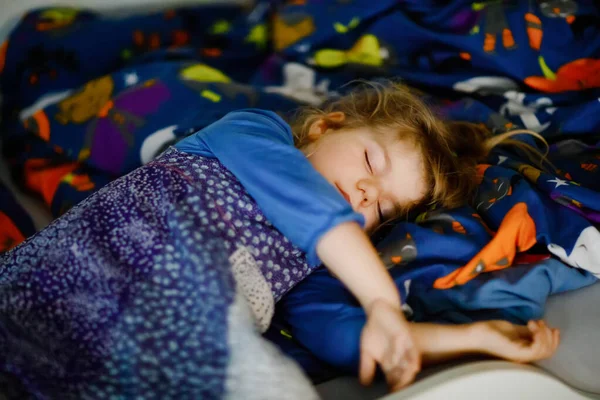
373;130;428;208
357;124;415;147
341;125;428;196
390;141;427;191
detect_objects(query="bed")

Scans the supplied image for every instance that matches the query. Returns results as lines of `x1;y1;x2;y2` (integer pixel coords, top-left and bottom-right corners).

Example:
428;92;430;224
1;1;599;399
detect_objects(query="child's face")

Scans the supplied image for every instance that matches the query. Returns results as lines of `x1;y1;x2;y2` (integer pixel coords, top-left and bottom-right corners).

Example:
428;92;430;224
303;113;427;231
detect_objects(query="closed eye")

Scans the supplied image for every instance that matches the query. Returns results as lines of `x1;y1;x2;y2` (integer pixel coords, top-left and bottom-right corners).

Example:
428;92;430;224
365;150;373;174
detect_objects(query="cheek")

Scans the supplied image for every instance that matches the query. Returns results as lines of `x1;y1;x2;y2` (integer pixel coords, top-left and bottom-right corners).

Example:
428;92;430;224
309;145;343;174
307;151;331;176
307;137;364;185
397;157;427;199
405;173;427;203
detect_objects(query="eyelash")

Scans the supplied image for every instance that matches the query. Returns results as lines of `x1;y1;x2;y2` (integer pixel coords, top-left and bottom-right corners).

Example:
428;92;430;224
365;151;384;221
365;150;373;173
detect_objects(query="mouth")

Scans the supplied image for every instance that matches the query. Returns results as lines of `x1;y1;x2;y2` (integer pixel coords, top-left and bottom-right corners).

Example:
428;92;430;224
335;183;351;204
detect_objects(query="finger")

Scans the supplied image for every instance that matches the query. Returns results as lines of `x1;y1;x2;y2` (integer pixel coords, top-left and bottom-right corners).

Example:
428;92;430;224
534;324;551;358
388;364;418;392
512;323;543;362
382;349;406;389
384;333;421;392
510;321;555;363
529;321;553;360
384;361;408;388
383;352;409;390
402;361;420;388
543;328;560;358
544;328;558;358
553;329;561;352
544;322;554;342
539;321;554;351
527;320;539;336
541;328;558;360
533;321;547;347
359;351;377;386
385;365;405;391
392;350;420;391
393;336;420;378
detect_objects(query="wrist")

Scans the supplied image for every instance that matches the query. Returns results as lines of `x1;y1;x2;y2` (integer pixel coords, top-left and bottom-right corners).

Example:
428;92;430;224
408;322;484;365
365;297;402;316
466;322;492;353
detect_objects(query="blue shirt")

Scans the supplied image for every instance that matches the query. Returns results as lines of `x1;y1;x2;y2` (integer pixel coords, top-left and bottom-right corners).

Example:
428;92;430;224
175;109;365;266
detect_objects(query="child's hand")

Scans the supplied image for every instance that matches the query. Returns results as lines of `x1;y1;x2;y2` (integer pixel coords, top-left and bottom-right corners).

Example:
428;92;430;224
359;299;421;391
316;223;420;389
479;320;560;363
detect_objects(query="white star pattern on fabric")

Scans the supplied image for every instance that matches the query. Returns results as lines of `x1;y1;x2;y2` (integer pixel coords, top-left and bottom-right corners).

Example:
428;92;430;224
124;72;139;86
497;155;508;164
295;43;311;53
548;177;568;188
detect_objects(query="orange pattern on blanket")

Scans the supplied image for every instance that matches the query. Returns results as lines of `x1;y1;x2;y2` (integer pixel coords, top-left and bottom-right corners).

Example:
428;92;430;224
525;13;542;51
0;41;7;75
62;171;95;192
24;110;51;141
525;58;600;93
434;202;537;289
0;211;26;253
24;159;80;206
475;164;491;184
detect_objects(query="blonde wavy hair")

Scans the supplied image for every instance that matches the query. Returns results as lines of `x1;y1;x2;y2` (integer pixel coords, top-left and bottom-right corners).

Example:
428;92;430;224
290;80;548;215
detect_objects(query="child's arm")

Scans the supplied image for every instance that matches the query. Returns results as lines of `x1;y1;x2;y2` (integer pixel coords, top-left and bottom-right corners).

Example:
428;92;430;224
317;222;420;391
410;320;559;366
317;222;401;311
178;110;418;389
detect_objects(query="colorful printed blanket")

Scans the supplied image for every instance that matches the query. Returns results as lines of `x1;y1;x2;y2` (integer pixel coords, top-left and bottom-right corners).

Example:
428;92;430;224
0;148;321;399
1;0;600;386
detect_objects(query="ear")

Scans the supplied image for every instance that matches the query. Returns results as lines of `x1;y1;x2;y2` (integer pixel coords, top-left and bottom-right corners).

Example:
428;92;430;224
306;112;346;142
326;111;345;124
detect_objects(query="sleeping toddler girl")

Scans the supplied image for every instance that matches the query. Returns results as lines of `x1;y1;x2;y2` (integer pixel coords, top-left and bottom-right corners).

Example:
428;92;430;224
0;81;557;399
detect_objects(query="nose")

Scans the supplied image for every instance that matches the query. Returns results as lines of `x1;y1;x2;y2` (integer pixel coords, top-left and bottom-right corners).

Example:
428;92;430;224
357;178;381;208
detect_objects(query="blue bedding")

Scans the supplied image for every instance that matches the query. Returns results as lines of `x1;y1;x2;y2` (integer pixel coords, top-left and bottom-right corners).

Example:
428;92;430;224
1;0;600;385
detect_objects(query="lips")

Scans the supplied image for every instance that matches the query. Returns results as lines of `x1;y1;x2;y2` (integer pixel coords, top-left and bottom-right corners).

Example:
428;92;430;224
335;183;351;204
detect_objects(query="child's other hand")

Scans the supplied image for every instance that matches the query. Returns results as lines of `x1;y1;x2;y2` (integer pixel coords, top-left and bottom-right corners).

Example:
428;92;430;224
359;299;421;391
480;320;560;363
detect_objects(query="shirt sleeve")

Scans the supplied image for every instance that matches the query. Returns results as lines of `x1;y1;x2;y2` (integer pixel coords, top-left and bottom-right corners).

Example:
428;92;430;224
174;108;365;266
277;268;365;372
